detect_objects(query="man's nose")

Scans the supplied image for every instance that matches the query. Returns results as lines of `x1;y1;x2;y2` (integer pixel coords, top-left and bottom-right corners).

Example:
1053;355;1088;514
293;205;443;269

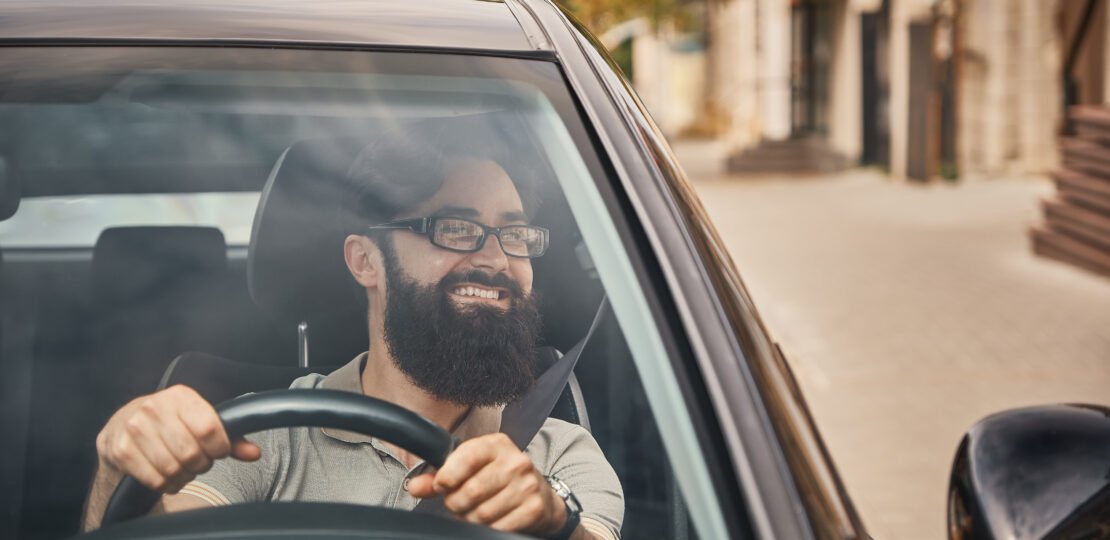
468;233;509;272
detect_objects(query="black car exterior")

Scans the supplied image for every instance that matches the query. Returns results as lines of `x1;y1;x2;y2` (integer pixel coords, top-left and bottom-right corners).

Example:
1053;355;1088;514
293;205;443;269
0;1;870;539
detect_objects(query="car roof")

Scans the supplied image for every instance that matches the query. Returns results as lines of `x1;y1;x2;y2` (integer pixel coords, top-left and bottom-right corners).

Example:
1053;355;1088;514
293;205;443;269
0;0;538;52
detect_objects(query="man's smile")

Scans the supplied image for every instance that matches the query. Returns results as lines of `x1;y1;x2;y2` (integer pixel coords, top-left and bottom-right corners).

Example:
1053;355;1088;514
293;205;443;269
450;283;509;305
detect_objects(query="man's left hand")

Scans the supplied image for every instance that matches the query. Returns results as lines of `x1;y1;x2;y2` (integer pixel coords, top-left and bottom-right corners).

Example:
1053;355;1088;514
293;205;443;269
407;432;568;536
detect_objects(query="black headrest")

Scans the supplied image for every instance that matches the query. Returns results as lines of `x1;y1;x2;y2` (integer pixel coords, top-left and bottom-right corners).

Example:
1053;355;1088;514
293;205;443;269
248;139;367;324
0;157;20;221
92;226;227;303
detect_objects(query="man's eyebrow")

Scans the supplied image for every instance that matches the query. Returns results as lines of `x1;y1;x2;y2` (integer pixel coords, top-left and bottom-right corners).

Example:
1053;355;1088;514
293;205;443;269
430;206;480;218
501;211;528;224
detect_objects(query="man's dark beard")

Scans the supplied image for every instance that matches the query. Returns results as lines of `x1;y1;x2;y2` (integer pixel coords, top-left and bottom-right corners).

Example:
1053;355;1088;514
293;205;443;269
380;249;543;407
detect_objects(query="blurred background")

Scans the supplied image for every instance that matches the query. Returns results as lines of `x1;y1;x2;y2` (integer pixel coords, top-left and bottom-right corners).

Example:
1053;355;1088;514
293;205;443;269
557;0;1110;538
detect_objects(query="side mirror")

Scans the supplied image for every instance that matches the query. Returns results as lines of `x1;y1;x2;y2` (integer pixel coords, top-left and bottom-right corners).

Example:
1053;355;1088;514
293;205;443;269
947;404;1110;539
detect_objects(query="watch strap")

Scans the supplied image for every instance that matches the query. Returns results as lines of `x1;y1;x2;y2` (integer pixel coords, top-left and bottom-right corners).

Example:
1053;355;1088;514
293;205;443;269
546;476;581;540
549;502;580;540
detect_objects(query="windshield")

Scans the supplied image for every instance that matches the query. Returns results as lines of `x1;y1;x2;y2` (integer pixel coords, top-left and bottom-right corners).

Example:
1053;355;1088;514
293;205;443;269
0;47;725;540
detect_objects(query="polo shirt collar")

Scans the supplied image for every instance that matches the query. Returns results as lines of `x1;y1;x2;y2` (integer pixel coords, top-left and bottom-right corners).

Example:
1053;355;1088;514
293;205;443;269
319;353;503;445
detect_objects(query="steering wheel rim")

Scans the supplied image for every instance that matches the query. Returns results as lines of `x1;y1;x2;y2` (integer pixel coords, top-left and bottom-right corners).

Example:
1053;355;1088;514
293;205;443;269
101;389;458;527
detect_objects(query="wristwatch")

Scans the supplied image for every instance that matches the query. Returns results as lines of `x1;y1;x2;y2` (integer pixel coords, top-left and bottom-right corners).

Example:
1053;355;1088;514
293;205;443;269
545;475;581;540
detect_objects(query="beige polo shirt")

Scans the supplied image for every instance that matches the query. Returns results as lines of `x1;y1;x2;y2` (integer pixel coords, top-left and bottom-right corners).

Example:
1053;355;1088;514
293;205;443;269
181;354;624;539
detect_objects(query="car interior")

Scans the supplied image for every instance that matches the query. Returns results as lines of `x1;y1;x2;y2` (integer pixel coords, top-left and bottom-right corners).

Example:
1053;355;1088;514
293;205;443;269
0;48;699;540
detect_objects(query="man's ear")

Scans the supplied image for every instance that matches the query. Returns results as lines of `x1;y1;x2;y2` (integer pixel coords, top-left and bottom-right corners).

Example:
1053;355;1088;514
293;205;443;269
343;234;385;291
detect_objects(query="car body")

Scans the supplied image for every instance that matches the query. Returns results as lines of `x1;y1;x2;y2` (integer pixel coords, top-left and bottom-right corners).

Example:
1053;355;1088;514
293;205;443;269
0;1;861;539
5;2;1100;540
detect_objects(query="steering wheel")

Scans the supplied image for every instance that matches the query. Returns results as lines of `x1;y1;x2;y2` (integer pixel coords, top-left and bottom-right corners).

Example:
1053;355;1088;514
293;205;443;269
101;389;459;527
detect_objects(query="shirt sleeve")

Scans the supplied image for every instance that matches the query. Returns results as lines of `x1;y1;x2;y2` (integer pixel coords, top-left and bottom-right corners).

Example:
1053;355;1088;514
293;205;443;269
179;429;281;506
526;419;625;540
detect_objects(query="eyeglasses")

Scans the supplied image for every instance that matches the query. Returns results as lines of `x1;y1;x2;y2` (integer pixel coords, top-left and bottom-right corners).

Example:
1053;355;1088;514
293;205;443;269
366;217;549;258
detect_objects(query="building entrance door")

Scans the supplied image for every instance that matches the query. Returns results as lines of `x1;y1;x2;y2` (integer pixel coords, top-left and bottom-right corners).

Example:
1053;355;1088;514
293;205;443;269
861;0;890;166
790;0;833;136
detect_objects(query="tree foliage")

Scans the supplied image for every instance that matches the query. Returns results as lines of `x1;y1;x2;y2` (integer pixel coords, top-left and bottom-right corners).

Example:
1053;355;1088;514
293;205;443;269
556;0;687;35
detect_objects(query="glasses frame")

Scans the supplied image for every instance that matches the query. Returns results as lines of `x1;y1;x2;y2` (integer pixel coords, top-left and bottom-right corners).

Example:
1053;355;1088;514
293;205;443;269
366;216;549;258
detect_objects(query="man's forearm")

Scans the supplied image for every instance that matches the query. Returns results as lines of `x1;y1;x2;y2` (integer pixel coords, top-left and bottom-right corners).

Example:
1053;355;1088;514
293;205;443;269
573;518;619;540
82;460;125;532
83;463;179;532
569;525;595;540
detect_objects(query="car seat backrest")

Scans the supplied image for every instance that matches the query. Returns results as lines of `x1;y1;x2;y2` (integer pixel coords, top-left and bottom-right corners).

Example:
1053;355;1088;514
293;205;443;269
88;226;234;394
20;226;233;539
248;137;373;366
92;226;235;406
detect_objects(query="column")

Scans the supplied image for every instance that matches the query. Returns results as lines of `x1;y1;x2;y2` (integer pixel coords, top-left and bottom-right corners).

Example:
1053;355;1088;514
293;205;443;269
759;0;792;140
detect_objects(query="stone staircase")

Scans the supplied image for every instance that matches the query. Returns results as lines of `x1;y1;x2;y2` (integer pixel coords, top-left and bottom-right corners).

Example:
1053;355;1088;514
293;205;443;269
726;136;850;175
1030;106;1110;277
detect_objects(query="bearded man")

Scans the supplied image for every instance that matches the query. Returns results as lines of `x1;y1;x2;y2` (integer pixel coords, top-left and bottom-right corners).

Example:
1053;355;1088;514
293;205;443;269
82;128;625;540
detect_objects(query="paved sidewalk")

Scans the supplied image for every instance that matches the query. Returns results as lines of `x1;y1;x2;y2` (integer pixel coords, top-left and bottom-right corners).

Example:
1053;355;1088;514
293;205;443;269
675;141;1110;540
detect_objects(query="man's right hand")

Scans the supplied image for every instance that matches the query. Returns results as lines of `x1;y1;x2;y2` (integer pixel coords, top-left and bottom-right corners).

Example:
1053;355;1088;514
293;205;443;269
95;384;261;494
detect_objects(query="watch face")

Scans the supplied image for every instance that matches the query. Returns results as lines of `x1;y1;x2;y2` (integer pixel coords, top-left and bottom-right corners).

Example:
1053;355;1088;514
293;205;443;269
547;476;582;514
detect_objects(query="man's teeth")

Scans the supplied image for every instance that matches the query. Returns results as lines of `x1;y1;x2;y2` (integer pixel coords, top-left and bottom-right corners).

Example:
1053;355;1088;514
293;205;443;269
453;286;500;299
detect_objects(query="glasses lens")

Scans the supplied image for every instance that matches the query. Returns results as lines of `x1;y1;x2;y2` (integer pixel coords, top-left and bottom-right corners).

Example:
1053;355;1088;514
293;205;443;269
433;219;484;251
499;226;546;257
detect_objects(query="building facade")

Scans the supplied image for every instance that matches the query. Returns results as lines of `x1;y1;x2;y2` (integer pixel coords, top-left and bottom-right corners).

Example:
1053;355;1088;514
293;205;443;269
694;0;1076;181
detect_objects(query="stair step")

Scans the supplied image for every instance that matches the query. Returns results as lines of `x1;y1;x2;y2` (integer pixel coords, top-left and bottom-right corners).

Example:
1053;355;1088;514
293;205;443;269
726;159;846;174
726;139;849;175
1070;105;1110;145
1042;198;1110;249
1046;107;1110;276
1030;226;1110;277
1070;105;1110;124
1060;137;1110;179
1052;168;1110;213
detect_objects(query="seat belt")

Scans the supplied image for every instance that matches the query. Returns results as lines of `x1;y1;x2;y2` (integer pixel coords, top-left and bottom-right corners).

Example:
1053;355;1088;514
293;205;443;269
413;296;608;515
500;296;607;449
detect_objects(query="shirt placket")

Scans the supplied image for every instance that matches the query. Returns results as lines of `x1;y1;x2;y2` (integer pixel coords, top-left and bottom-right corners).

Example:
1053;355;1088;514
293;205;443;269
395;461;432;510
370;437;430;510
